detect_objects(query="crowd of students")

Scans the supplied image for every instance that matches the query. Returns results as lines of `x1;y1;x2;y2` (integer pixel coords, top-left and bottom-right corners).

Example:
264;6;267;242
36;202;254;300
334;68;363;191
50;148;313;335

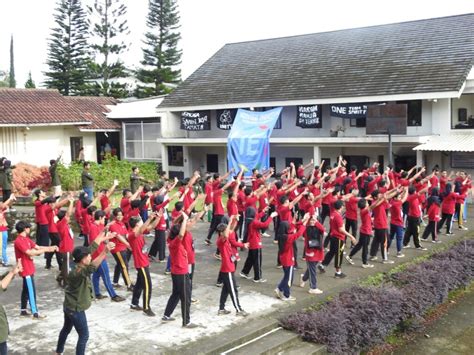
0;156;472;354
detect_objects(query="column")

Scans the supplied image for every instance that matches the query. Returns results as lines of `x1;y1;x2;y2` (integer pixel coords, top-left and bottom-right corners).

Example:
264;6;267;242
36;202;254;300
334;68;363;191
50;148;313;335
313;145;321;166
182;145;192;177
160;144;168;174
416;149;424;167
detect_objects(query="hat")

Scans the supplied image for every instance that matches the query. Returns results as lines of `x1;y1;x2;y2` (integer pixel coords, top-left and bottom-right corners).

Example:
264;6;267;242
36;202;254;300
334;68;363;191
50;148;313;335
72;246;90;263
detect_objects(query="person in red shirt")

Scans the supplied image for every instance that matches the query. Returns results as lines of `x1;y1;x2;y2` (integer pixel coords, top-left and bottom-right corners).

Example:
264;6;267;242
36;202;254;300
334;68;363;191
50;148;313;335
438;183;457;235
299;215;325;294
215;221;249;316
98;179;119;222
318;200;357;278
346;199;375;268
275;215;309;301
403;185;429;250
89;210;125;302
454;174;470;230
128;211;161;316
0;194;16;266
388;187;408;258
421;189;441;242
45;196;70;270
14;220;58;318
56;197;75;287
108;208;133;291
162;213;198;328
120;187;143;226
33;189;52;268
240;207;278;282
342;188;360;242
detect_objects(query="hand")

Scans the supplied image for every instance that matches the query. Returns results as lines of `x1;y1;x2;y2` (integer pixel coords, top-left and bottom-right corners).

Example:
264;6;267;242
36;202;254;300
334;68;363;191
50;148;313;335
138;186;144;192
50;245;59;252
182;211;189;221
13;260;22;275
106;242;116;252
270;211;278;218
243;242;250;249
113;179;119;186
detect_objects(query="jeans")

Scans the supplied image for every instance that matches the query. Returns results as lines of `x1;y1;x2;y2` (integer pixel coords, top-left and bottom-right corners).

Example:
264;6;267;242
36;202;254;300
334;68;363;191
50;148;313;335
83;187;94;199
388;224;404;252
0;231;8;264
277;266;294;298
92;260;117;297
302;261;318;289
0;341;6;355
21;275;38;314
56;307;89;355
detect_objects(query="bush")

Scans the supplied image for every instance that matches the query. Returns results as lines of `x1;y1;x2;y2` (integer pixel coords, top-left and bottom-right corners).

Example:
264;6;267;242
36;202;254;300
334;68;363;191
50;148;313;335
280;239;474;354
11;163;50;196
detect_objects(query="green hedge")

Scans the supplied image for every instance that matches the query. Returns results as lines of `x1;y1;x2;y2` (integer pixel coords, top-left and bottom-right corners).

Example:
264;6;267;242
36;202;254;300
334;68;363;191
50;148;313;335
58;156;160;191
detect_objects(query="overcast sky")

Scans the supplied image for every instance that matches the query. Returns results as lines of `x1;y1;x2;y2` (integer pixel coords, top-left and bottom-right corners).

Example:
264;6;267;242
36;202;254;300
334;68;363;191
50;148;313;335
1;0;473;88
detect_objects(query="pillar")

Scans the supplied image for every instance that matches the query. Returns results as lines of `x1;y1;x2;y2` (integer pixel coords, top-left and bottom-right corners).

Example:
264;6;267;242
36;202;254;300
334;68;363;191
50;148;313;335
416;149;424;167
160;144;168;174
313;145;321;166
182;145;192;177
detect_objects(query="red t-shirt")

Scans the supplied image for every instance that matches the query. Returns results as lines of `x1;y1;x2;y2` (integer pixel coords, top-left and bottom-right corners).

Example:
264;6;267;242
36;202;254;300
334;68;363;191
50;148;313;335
279;225;306;266
373;201;389;229
120;198;132;223
359;208;373;235
244;195;258;209
407;193;422;218
227;198;238;217
329;211;345;240
0;208;7;232
277;205;292;224
236;190;246;212
390;199;404;227
128;231;150;269
258;192;268;212
168;236;188;275
345;196;358;221
304;223;325;262
109;221;128;253
439;177;448;193
247;214;272;249
228;231;243;261
427;203;440;221
441;192;456;214
297;167;305;178
154;199;170;231
58;217;74;253
212;189;225;215
89;223;105;259
217;236;236;273
204;182;213;204
14;235;37;277
74;200;83;225
34;200;48;225
100;196;110;218
182;231;195;265
46;206;58;234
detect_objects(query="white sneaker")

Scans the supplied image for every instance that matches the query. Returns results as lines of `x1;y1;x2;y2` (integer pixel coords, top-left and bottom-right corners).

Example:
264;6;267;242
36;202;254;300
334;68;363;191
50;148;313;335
396;252;405;258
299;274;306;288
345;255;355;265
239;272;251;279
282;295;296;301
459;226;468;231
416;247;428;251
382;259;394;264
274;288;282;299
369;256;378;261
362;263;374;268
308;288;323;294
432;240;442;244
262;232;271;238
403;245;411;249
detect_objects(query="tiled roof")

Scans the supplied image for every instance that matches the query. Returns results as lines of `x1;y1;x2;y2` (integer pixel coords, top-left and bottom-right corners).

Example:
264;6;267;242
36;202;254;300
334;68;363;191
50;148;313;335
0;89;119;131
66;96;120;131
160;14;474;109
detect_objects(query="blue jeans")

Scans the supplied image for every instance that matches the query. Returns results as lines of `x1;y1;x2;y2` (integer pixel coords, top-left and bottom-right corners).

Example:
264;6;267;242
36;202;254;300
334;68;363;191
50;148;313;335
0;231;8;264
277;266;294;298
0;341;7;355
389;224;404;252
92;260;117;297
56;307;89;355
83;187;94;199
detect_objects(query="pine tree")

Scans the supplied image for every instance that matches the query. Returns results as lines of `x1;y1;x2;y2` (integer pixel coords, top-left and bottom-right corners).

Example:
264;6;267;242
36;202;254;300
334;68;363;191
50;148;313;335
9;35;16;88
87;0;130;98
25;71;36;88
44;0;90;96
136;0;182;97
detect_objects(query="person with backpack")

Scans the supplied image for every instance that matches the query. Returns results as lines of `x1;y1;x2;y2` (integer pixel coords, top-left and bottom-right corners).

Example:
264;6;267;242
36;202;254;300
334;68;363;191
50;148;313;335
300;215;325;294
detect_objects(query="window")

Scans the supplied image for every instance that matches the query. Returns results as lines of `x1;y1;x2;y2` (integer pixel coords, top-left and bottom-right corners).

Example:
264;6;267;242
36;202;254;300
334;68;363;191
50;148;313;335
397;100;422;127
168;146;183;166
451;94;474;129
350;118;366;127
123;120;161;160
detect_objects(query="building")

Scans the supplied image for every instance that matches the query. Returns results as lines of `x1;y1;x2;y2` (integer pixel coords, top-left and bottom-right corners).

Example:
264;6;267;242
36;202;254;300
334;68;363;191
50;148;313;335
157;14;474;179
0;89;119;165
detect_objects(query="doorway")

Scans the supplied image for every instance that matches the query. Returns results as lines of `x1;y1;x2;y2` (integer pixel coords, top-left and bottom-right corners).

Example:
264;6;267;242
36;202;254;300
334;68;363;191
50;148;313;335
207;154;219;173
70;137;83;162
96;132;121;164
342;155;369;171
285;157;303;168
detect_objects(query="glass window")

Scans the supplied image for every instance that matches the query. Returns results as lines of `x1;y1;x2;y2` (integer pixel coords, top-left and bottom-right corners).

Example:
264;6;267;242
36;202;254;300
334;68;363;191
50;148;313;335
143;142;161;159
396;100;422;127
168;146;183;166
143;122;161;140
451;94;474;129
125;123;142;141
124;120;161;160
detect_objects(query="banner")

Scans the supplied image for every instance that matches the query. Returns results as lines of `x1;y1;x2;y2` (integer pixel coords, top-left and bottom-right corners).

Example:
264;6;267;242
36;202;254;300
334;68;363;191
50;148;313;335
180;111;211;131
216;109;237;130
227;107;283;175
330;103;368;119
296;105;322;128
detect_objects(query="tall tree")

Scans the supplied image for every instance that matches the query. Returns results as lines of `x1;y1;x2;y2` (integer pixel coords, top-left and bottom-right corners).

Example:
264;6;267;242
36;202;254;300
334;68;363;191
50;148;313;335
25;71;36;88
136;0;182;97
9;35;16;88
44;0;90;95
87;0;130;98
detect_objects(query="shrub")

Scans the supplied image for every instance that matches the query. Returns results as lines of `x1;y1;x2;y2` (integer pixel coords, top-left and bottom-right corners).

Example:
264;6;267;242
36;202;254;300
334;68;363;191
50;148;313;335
280;239;474;354
11;163;50;196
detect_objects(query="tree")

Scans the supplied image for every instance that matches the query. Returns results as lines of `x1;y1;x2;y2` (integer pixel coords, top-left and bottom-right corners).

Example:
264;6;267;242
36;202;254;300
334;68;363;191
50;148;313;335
25;72;36;88
9;35;16;88
44;0;90;95
87;0;130;98
136;0;182;97
0;70;9;88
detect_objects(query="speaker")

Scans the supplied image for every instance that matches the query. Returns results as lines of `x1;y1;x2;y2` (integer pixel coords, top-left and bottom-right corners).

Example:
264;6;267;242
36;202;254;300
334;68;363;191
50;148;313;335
458;108;467;122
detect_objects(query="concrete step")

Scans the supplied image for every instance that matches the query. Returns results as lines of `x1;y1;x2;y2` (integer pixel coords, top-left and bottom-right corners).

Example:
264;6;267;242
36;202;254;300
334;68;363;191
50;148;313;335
227;327;298;355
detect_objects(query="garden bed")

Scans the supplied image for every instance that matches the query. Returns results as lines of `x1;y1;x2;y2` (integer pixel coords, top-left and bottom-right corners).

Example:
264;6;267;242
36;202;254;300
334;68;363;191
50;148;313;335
280;239;474;354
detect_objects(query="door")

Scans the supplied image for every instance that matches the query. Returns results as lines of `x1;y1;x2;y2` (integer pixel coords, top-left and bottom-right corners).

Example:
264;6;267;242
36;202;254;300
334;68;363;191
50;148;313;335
70;137;83;162
342;155;369;171
285;157;303;168
207;154;219;173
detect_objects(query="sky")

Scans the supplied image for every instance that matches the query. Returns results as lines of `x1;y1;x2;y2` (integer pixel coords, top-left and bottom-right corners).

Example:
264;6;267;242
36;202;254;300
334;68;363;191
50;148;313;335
1;0;473;88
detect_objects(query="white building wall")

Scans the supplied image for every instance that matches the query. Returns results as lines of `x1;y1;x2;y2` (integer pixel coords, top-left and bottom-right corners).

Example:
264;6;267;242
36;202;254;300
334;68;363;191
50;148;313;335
431;99;451;134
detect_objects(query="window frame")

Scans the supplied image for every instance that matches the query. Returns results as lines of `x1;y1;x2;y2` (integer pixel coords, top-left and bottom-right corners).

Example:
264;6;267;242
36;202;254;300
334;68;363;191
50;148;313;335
123;119;161;161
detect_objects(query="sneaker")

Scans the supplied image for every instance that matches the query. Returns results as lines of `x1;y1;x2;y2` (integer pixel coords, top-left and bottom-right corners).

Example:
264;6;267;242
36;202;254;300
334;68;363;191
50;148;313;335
164;270;171;275
218;309;231;315
204;239;211;246
143;309;156;317
445;232;455;236
382;259;394;264
239;272;251;279
276;265;283;269
262;232;271;238
214;253;222;260
130;304;143;311
273;240;278;244
236;310;249;317
191;298;199;304
161;315;175;322
362;263;374;268
20;311;31;317
308;288;323;294
334;272;347;279
95;294;108;300
282;295;296;301
317;264;326;273
416;247;428;251
113;283;123;289
127;285;134;292
324;248;330;252
32;313;47;320
396;252;405;258
345;255;355;265
299;274;305;288
183;322;199;329
369;256;378;261
459;226;468;231
432;240;442;244
403;245;411;249
274;288;282;299
215;282;223;287
253;278;267;283
111;295;126;302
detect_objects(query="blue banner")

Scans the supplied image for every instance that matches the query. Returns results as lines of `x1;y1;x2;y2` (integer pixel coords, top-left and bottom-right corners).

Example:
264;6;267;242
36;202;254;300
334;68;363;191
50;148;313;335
227;107;283;175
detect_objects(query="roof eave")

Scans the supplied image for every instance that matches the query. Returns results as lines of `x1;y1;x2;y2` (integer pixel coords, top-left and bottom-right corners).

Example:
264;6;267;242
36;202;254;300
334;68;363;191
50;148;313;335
0;121;91;127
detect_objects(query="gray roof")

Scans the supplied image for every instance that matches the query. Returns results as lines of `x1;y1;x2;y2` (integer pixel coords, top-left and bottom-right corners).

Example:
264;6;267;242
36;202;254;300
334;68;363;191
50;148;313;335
160;14;474;109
